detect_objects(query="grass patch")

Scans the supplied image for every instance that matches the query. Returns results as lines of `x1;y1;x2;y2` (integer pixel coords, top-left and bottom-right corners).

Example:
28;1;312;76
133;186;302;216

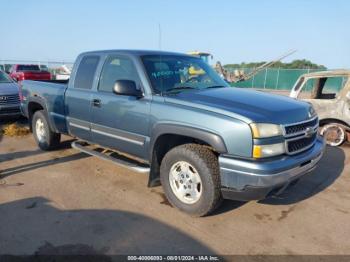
2;123;30;137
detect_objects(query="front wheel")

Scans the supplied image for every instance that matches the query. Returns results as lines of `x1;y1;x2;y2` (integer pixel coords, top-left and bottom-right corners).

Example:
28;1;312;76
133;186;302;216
32;110;61;150
320;124;347;147
160;144;222;217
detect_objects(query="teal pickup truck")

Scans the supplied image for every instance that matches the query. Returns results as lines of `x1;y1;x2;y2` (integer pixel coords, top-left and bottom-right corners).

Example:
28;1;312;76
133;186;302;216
20;50;325;216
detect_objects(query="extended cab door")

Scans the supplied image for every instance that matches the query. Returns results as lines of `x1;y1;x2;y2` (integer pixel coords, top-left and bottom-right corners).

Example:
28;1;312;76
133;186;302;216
65;55;101;141
90;55;151;159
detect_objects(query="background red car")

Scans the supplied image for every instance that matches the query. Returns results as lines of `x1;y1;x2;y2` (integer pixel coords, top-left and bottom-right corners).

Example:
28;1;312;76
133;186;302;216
9;64;51;82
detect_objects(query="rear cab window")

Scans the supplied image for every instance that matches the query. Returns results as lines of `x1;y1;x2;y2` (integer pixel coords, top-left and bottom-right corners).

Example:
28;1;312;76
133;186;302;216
17;65;41;71
74;56;100;89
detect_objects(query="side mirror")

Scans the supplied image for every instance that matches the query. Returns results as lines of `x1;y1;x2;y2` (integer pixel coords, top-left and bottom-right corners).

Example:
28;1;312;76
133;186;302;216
113;80;143;98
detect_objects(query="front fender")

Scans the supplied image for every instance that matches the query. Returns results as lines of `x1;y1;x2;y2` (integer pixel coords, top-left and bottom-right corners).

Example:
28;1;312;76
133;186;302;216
149;123;227;160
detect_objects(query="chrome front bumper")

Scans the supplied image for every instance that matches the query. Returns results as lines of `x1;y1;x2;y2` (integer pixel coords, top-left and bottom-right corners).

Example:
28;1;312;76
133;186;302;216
219;136;325;201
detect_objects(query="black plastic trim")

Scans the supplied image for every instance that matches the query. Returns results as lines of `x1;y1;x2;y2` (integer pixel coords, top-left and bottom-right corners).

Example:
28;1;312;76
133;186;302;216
26;97;56;132
149;123;227;160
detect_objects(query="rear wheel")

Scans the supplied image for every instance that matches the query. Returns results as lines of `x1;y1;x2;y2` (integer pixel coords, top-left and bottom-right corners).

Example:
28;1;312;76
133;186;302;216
320;124;347;147
160;144;222;217
32;110;61;150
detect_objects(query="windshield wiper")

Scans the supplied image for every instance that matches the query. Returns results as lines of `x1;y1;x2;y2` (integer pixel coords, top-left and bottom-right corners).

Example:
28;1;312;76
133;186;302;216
206;85;226;89
164;85;226;95
165;86;197;93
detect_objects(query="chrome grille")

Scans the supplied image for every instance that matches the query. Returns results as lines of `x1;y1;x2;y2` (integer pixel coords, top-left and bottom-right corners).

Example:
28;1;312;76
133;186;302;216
283;117;318;155
0;94;20;105
287;133;317;154
284;117;318;136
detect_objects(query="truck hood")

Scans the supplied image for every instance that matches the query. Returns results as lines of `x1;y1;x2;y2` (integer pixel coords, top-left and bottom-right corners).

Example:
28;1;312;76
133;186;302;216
0;82;19;95
164;87;313;125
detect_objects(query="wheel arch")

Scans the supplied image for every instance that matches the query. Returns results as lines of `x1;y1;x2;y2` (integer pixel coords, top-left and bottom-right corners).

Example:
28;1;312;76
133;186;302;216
27;98;54;132
147;123;227;187
319;118;350;129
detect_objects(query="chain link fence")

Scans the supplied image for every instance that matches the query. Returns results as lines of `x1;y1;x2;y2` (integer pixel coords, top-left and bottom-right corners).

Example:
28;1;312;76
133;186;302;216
227;68;345;92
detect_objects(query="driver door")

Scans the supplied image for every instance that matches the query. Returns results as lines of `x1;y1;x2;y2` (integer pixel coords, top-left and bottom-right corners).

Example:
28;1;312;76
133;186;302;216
91;55;151;158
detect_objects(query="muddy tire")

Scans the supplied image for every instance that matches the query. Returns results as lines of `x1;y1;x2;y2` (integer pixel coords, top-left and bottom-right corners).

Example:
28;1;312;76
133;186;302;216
32;110;61;150
320;124;347;147
160;144;222;217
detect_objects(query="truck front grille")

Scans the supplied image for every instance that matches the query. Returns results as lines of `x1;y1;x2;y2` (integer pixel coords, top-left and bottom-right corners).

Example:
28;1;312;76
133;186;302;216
287;133;317;154
284;117;318;136
0;94;20;105
283;117;318;155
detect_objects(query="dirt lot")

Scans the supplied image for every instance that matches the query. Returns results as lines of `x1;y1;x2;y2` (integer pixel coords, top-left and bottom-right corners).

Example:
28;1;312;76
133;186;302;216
0;127;349;255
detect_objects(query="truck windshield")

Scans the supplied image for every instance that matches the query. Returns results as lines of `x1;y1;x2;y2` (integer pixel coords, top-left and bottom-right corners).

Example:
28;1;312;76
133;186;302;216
142;55;228;94
17;65;41;71
0;71;12;83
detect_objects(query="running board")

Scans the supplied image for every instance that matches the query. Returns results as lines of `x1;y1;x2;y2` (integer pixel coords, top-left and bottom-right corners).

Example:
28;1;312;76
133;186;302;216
71;141;150;173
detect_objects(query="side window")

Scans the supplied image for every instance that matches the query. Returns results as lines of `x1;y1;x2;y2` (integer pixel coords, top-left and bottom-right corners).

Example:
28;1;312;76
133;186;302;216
98;56;139;92
74;56;100;89
321;77;348;96
304;77;348;100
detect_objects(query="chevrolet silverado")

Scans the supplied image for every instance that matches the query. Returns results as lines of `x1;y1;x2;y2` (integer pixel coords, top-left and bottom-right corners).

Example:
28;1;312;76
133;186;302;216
20;50;325;216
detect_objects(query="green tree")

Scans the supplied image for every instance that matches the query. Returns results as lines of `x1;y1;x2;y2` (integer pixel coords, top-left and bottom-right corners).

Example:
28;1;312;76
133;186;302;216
224;59;326;70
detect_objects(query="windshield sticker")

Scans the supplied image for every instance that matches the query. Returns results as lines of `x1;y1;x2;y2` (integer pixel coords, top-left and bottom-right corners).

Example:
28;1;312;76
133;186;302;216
151;70;181;78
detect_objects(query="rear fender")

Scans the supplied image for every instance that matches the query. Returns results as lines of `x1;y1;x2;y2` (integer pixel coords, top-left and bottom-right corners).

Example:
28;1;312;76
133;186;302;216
27;97;56;132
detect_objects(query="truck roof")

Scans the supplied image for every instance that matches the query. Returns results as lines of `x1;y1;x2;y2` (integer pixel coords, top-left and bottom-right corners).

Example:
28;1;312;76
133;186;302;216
80;49;192;57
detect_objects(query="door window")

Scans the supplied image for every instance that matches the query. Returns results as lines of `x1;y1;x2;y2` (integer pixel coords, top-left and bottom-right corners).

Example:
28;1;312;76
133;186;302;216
98;56;139;92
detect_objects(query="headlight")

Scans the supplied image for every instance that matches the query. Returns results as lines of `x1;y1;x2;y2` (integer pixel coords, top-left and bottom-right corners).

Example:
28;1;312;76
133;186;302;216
253;143;285;158
250;123;283;138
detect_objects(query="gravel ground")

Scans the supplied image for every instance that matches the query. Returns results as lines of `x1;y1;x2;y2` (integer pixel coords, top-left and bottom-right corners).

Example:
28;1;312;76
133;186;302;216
0;132;349;255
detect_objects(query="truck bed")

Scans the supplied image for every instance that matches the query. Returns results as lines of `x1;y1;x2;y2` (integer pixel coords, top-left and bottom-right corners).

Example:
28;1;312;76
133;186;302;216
21;80;69;134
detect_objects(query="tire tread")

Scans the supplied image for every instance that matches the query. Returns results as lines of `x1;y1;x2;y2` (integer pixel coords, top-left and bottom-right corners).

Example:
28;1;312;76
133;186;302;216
32;110;61;150
160;143;222;216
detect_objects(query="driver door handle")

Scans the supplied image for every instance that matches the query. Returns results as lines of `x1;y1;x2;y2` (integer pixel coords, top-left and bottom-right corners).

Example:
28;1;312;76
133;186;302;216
92;99;101;107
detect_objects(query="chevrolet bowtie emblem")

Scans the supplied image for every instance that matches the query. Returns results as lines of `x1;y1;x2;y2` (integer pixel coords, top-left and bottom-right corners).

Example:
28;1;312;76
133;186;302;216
305;127;314;138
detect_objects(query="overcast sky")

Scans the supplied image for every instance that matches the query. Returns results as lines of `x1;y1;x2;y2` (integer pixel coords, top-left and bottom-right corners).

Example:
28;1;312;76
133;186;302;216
0;0;349;68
